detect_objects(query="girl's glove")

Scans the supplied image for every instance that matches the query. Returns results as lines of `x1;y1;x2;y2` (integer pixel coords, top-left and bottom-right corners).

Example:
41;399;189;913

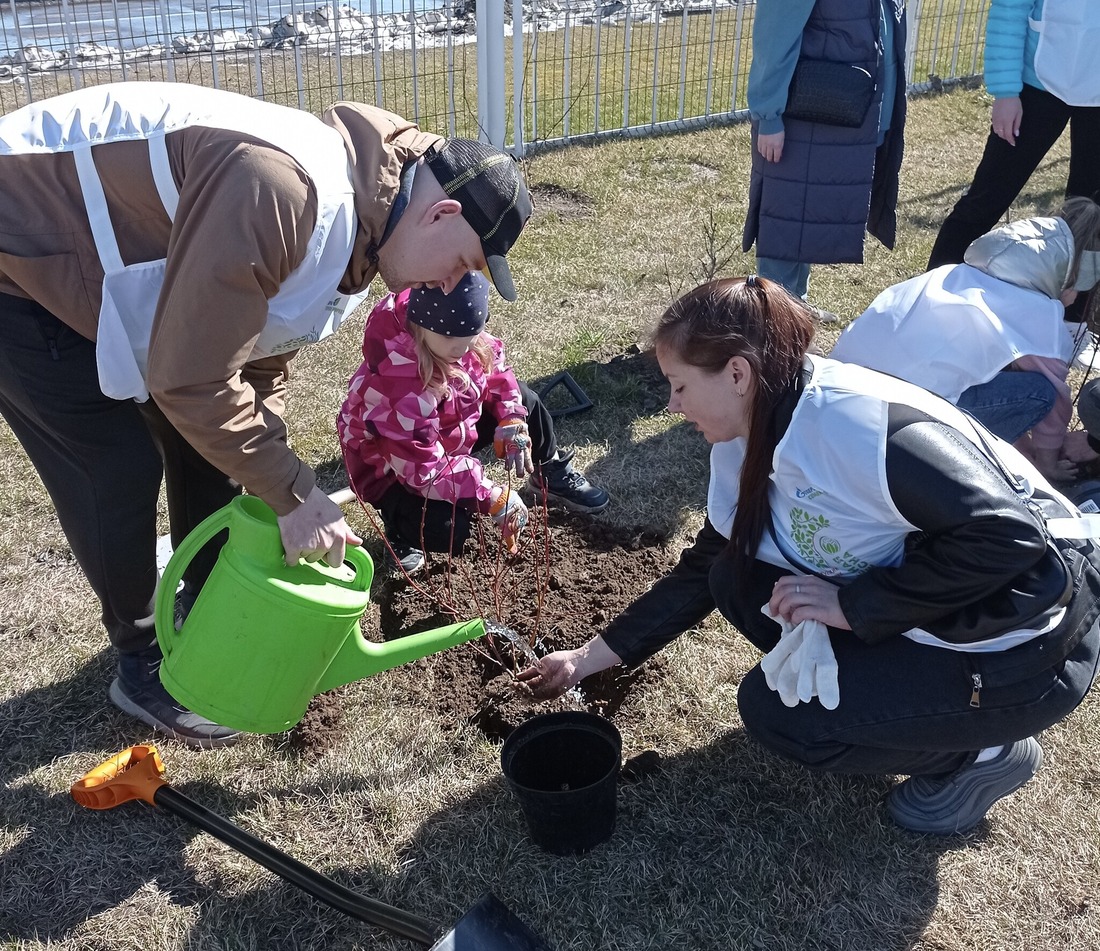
494;417;534;478
490;488;529;554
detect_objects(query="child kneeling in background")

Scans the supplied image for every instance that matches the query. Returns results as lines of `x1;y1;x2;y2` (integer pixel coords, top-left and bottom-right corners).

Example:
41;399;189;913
338;271;609;576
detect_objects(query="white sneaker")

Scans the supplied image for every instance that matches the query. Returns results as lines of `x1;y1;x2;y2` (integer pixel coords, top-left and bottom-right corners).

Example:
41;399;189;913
1073;331;1100;370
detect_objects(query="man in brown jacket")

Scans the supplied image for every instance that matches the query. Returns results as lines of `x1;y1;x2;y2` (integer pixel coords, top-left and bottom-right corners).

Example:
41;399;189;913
0;82;532;746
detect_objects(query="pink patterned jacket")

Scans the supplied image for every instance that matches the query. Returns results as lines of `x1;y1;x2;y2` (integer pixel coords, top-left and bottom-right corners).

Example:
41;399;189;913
337;290;526;511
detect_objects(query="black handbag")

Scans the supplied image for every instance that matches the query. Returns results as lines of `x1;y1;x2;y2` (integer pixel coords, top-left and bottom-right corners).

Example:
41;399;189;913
785;59;876;128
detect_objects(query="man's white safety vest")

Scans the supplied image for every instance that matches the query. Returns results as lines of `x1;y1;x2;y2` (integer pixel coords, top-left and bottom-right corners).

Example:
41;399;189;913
0;82;367;401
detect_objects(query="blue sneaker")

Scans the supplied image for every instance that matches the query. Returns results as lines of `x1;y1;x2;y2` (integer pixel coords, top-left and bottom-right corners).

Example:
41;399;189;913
110;645;240;748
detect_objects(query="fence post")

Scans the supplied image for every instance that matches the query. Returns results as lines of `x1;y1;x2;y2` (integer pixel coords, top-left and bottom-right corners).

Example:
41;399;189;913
476;0;506;147
511;0;525;154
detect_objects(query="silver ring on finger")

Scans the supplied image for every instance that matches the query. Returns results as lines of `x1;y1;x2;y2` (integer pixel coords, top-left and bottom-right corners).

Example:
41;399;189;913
796;584;802;594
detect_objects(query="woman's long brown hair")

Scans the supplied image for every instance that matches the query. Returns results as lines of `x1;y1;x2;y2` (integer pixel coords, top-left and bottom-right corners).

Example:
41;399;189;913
652;277;815;574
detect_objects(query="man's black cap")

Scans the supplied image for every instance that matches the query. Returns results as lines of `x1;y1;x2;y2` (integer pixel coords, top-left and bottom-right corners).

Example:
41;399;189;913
425;138;533;301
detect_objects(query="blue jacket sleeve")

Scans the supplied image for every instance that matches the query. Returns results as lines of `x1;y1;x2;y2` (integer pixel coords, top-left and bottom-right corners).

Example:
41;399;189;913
747;0;817;134
983;0;1033;98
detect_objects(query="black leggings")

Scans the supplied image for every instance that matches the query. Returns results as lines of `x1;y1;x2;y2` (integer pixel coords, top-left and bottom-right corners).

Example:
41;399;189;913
0;294;238;653
928;83;1100;285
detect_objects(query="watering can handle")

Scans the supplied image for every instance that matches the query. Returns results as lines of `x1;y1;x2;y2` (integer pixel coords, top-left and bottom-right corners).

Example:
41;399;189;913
154;503;235;658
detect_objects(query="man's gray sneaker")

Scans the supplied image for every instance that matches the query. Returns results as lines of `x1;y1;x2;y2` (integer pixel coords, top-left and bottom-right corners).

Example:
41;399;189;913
887;736;1043;835
110;646;240;748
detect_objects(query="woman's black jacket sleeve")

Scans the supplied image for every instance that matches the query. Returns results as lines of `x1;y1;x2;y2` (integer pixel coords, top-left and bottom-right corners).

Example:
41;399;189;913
603;404;1069;667
838;405;1067;646
601;518;727;667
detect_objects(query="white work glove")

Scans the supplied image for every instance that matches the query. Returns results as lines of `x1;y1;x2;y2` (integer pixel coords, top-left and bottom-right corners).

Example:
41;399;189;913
493;417;534;478
759;601;840;710
490;488;529;554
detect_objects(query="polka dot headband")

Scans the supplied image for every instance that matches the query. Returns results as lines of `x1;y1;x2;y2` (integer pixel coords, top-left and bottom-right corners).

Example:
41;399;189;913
406;271;490;337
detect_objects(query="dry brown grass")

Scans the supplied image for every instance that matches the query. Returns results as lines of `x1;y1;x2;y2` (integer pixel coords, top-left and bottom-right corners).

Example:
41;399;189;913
3;86;1100;950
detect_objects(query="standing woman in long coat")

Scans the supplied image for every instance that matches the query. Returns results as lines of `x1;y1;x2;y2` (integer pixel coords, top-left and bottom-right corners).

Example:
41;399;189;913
742;0;908;304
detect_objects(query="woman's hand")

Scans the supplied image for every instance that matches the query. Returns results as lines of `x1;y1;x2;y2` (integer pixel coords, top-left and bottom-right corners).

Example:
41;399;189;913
769;575;851;630
1032;446;1078;484
757;130;785;163
517;636;623;700
991;96;1022;146
517;649;587;699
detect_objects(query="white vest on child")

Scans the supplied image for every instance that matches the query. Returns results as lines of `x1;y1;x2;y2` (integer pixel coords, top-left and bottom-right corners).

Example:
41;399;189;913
0;82;367;401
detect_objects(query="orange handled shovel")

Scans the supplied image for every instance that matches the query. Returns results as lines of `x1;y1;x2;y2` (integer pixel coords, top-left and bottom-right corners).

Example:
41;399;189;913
72;746;554;950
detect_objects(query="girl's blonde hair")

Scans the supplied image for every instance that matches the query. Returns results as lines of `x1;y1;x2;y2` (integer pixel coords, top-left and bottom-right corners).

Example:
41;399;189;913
408;321;494;393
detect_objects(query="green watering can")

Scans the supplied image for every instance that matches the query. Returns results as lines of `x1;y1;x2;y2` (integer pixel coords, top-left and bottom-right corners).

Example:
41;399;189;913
154;495;486;734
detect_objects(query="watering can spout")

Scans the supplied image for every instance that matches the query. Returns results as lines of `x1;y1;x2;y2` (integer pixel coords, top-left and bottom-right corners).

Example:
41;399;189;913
317;619;487;694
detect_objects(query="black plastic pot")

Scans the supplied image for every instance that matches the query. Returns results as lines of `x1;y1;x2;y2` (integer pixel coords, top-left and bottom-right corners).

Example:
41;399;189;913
501;711;622;856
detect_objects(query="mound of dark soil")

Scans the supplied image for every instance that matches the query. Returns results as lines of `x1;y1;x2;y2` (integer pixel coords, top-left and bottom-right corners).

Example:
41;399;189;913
288;509;678;754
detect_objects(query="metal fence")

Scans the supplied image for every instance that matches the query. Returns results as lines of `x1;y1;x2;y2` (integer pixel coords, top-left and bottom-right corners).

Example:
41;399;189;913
0;0;989;154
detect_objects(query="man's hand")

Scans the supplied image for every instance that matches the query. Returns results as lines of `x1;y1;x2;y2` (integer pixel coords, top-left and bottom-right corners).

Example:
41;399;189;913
757;130;785;163
277;485;363;567
991;96;1022;146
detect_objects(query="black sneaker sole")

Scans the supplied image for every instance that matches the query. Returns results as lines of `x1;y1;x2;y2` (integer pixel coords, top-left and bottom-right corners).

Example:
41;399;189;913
109;678;241;749
527;483;611;515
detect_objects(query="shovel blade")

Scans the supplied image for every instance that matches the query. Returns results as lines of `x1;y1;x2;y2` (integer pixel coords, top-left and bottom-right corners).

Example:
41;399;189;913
430;894;555;951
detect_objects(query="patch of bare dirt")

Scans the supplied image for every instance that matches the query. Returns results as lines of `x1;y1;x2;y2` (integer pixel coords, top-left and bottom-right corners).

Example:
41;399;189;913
530;182;595;219
379;510;676;742
287;510;677;755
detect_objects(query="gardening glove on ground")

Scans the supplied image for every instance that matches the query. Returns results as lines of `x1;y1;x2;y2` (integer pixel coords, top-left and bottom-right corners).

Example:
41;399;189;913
494;417;534;478
490;488;528;554
759;602;840;710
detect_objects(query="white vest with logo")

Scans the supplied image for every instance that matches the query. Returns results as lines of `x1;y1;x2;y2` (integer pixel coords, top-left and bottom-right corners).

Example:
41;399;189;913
707;357;1093;652
830;263;1085;402
0;82;367;401
1030;0;1100;107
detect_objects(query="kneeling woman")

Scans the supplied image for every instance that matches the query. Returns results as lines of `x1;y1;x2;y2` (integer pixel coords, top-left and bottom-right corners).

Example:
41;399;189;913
520;276;1100;835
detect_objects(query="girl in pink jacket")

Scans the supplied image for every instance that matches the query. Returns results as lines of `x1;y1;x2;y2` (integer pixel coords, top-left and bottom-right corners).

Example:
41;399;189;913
338;272;608;575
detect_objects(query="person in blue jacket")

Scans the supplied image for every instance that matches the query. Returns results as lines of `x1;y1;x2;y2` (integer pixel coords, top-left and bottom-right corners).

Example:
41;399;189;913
928;0;1100;270
742;0;907;304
